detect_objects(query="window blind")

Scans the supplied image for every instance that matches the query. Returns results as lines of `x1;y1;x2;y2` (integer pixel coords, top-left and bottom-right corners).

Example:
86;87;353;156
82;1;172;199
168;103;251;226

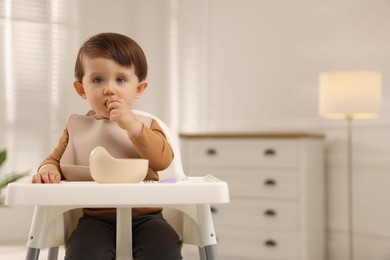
0;0;76;174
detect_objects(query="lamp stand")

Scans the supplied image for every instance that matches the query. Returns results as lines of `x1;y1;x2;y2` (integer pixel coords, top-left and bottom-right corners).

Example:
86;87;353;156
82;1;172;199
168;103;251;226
346;115;354;260
319;70;381;260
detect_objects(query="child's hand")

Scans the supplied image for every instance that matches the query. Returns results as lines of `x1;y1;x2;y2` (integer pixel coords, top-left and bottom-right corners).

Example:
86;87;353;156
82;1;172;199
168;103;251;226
32;164;61;184
107;98;143;139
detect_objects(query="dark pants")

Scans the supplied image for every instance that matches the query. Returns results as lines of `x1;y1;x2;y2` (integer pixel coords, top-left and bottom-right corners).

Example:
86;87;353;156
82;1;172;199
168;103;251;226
65;212;182;260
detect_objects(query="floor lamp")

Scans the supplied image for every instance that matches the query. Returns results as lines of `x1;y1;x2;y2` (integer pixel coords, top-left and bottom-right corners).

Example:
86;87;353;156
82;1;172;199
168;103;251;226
319;71;382;260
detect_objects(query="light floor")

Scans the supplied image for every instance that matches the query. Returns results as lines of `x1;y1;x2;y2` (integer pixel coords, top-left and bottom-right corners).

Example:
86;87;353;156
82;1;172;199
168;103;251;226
0;243;198;260
0;243;65;260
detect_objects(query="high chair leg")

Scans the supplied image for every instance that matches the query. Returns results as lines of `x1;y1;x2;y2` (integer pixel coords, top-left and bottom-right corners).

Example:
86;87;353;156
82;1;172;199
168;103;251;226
199;246;206;260
26;247;40;260
198;245;218;260
204;245;218;260
47;246;59;260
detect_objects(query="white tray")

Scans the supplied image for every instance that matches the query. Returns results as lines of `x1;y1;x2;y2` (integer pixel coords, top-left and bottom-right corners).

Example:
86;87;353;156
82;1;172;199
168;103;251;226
5;175;230;207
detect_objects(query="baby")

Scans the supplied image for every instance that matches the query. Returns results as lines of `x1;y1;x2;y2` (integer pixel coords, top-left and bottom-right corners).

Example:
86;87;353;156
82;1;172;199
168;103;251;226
32;32;182;260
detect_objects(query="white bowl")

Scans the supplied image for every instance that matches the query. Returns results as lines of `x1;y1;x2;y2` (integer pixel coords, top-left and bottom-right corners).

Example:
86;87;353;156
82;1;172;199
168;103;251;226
89;146;148;183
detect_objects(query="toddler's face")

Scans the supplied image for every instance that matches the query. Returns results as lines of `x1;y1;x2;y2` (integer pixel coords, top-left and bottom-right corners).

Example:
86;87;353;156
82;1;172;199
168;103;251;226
75;56;143;119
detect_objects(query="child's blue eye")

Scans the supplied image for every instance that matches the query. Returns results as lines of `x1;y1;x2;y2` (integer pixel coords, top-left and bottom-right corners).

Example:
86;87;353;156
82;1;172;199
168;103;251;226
93;77;104;84
116;77;126;84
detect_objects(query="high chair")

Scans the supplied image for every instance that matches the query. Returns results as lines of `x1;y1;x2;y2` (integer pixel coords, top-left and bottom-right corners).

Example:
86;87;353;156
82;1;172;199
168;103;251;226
5;110;229;260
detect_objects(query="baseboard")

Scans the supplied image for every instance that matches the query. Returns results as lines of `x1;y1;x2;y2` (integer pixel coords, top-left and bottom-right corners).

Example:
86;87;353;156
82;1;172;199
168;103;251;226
326;224;390;260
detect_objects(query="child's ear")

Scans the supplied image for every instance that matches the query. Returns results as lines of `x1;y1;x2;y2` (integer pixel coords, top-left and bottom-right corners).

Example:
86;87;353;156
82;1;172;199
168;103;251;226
135;81;148;99
73;81;87;99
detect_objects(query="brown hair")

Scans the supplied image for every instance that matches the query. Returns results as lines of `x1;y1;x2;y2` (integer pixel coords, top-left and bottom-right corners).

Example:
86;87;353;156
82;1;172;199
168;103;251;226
74;32;148;82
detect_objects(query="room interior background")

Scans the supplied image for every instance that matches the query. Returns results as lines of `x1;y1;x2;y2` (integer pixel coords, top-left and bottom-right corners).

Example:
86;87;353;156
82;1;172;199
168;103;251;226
1;0;390;259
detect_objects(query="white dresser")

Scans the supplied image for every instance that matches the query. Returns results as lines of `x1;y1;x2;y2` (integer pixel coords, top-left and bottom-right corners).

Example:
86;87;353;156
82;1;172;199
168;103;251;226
180;133;325;260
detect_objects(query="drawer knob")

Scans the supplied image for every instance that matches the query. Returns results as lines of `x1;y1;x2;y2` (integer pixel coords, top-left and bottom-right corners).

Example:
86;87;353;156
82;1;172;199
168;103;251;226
206;148;217;156
264;179;276;186
264;239;277;248
210;206;218;214
264;148;276;156
264;209;277;217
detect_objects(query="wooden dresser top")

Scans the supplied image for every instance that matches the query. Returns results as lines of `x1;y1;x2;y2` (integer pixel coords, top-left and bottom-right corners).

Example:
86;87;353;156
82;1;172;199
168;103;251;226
179;132;325;139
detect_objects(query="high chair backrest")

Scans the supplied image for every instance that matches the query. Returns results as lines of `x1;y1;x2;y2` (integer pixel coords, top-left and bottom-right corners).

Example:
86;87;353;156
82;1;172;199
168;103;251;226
132;110;186;181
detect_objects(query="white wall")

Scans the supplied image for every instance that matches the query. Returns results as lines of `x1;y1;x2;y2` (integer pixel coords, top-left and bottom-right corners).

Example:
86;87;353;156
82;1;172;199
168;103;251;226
177;0;390;132
175;1;390;259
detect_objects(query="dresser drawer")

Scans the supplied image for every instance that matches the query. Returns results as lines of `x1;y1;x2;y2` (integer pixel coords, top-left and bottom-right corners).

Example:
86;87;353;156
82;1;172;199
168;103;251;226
183;139;298;168
216;228;299;260
213;199;299;231
187;168;298;198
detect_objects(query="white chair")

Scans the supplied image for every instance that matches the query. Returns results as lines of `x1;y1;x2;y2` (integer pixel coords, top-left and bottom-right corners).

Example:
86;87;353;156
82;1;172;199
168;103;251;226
5;110;230;260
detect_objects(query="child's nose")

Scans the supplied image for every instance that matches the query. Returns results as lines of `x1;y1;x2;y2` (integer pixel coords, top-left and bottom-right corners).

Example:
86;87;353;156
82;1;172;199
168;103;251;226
103;83;116;95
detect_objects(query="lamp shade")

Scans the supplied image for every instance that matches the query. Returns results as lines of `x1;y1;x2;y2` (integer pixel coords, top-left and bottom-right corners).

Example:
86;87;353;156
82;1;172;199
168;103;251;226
319;71;382;119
